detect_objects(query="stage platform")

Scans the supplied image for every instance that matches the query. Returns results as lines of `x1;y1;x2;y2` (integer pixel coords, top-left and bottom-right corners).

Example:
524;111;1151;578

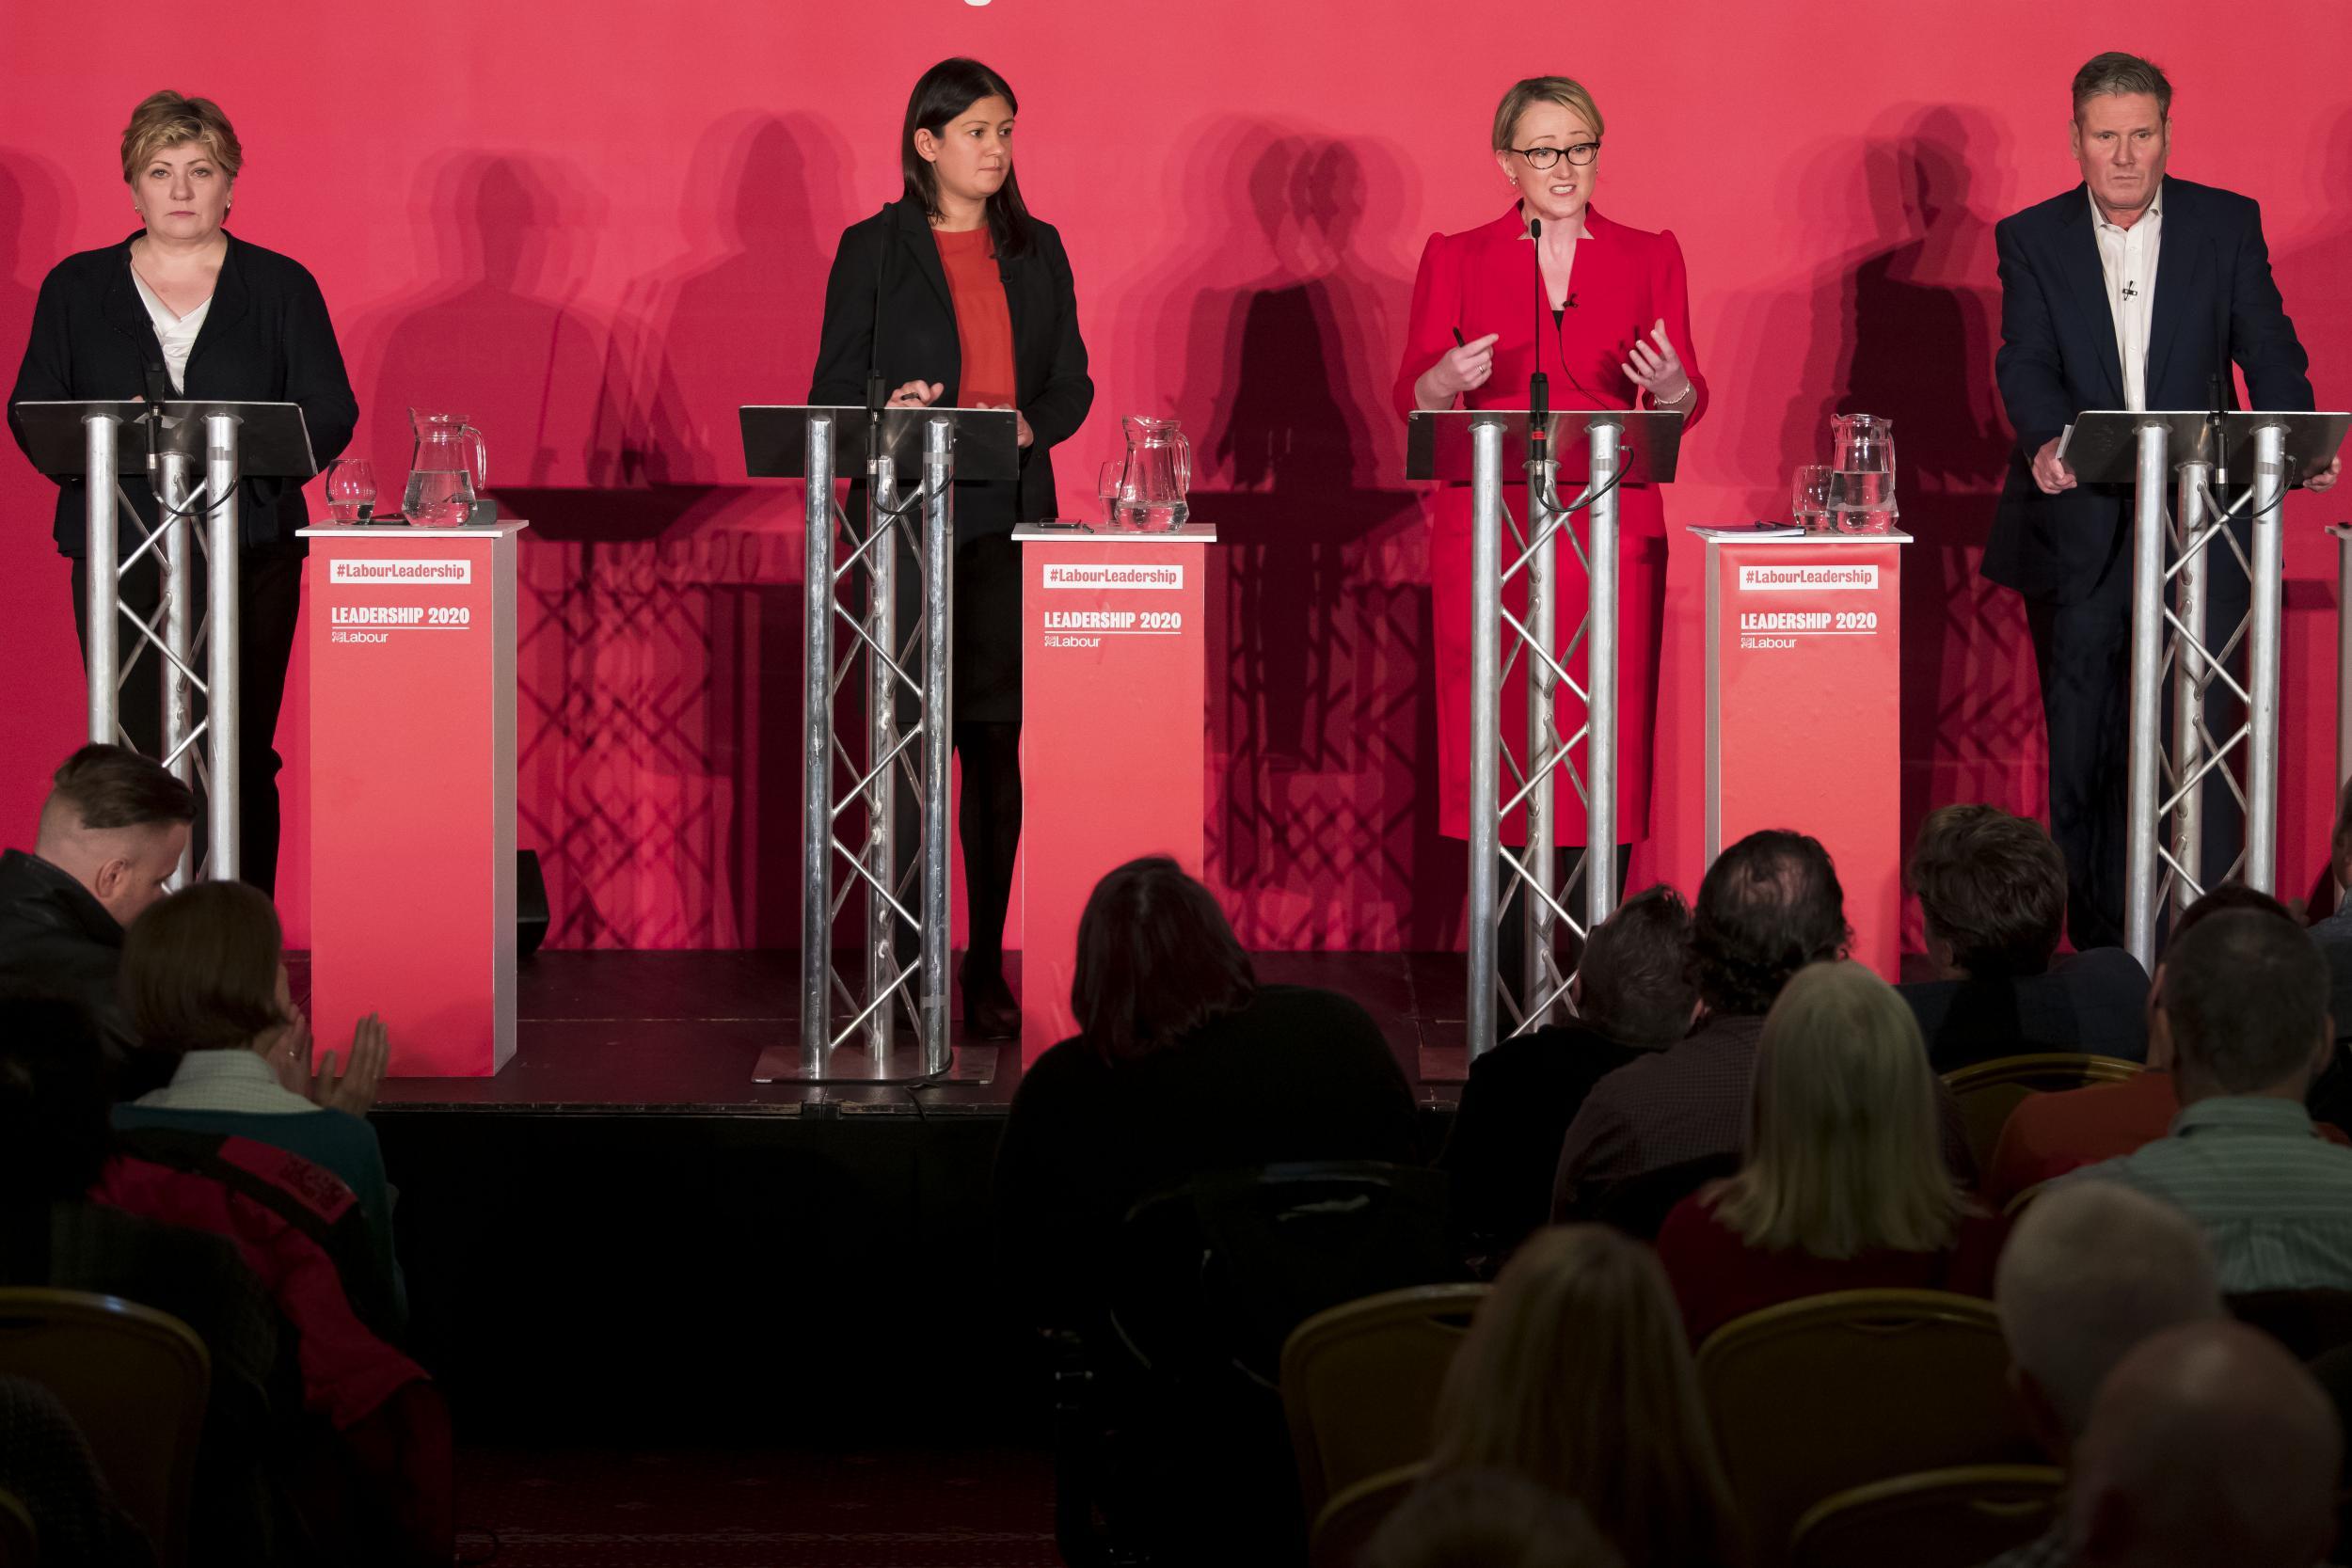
373;949;1479;1112
354;950;1471;1446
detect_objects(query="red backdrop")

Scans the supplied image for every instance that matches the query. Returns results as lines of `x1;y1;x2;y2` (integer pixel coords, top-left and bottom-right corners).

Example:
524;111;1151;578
4;2;2347;951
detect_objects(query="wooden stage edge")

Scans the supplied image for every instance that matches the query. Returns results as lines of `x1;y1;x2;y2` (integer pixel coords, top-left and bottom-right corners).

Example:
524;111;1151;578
302;949;1479;1117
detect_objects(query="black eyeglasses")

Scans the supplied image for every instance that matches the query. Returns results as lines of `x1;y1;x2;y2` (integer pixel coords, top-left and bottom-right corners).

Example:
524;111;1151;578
1508;141;1602;168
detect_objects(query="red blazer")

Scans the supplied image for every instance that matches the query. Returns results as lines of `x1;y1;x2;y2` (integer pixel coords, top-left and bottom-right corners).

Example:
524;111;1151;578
1391;203;1708;533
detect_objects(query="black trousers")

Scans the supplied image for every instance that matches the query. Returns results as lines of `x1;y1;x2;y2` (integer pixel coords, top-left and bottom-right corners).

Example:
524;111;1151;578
68;538;305;898
2026;508;2250;951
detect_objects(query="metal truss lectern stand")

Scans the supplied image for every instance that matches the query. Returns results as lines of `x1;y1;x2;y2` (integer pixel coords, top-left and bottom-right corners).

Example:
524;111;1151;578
1407;407;1684;1060
740;404;1017;1084
11;398;314;886
2062;408;2349;967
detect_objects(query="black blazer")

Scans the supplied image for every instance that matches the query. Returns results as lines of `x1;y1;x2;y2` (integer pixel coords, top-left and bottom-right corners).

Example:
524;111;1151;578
8;230;358;558
1985;178;2313;604
808;201;1091;531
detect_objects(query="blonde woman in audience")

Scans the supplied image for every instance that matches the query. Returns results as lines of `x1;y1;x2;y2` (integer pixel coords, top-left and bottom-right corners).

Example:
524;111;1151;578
1425;1225;1743;1568
1655;960;2005;1342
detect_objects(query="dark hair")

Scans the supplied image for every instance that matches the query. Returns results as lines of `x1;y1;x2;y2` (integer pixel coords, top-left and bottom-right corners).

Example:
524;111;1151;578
1906;805;2067;978
1071;857;1256;1064
0;995;114;1200
1692;831;1849;1017
1577;885;1695;1047
2159;910;2328;1093
2169;881;2291;949
1366;1470;1627;1568
47;743;196;832
121;880;286;1054
2072;52;2173;119
899;57;1034;260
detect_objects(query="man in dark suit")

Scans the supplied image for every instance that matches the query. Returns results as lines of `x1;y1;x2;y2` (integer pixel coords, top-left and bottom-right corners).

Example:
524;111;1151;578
1985;51;2338;950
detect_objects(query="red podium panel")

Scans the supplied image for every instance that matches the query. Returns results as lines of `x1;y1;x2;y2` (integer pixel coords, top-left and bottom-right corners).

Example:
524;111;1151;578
298;522;525;1076
1702;532;1908;979
1017;526;1215;1061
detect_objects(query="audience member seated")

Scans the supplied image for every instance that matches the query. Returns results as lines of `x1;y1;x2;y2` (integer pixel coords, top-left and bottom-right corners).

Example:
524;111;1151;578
1441;885;1697;1271
1979;1180;2223;1568
112;879;403;1324
2061;907;2352;1292
0;745;193;1097
0;994;292;1563
2058;1322;2339;1568
1555;829;1973;1223
1899;805;2148;1070
1422;1225;1741;1568
1366;1469;1627;1568
1983;886;2343;1209
0;1375;151;1568
1655;961;2007;1342
993;856;1421;1329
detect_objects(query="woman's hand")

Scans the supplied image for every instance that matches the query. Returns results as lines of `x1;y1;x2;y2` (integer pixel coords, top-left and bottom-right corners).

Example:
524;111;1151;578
310;1013;389;1117
977;403;1035;448
1620;320;1693;405
262;1007;310;1094
887;380;944;409
1416;333;1500;408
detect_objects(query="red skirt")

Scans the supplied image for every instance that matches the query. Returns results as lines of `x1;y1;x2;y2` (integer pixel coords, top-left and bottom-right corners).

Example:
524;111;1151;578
1429;480;1666;846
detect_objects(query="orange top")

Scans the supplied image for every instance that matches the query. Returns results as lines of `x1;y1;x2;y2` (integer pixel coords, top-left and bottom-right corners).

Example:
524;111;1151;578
933;227;1016;410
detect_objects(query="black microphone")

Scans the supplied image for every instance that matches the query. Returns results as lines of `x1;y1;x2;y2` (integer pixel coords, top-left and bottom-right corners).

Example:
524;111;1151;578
140;360;170;489
1527;217;1550;466
866;200;891;419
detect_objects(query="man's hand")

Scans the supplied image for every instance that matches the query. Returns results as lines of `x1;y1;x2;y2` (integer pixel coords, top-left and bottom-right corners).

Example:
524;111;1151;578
310;1013;389;1117
2306;454;2341;495
2032;436;2078;495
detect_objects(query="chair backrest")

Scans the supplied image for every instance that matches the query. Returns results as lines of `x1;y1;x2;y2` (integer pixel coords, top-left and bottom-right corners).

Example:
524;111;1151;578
1788;1464;2066;1568
0;1288;210;1568
1309;1462;1425;1568
1696;1289;2035;1568
1588;1150;1742;1240
1943;1053;2145;1172
1279;1283;1486;1523
1108;1161;1455;1390
2230;1289;2352;1363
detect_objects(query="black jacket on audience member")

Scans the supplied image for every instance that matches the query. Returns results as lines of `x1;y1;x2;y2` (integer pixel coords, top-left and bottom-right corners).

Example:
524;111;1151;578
1896;946;2150;1074
0;849;168;1097
993;985;1422;1328
7;230;358;557
1438;1022;1647;1271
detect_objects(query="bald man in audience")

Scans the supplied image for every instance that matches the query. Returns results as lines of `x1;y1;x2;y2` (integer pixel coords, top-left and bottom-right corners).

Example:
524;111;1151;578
2065;1322;2340;1568
2063;907;2351;1291
0;745;193;1090
1978;1180;2223;1568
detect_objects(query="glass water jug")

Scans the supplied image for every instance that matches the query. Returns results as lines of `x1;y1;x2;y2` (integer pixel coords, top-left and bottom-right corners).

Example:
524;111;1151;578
1827;412;1897;533
403;408;488;528
1112;416;1191;531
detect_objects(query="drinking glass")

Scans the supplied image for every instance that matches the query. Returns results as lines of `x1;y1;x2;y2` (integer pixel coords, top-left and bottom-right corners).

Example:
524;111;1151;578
1790;465;1835;532
1098;460;1131;528
325;457;377;523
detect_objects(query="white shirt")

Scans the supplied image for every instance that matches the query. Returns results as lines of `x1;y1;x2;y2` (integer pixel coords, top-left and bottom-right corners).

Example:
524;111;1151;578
135;1047;320;1116
128;268;211;394
2090;183;2163;412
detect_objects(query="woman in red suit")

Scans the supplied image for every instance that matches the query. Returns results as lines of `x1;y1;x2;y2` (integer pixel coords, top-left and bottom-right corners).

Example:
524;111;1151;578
1393;76;1706;916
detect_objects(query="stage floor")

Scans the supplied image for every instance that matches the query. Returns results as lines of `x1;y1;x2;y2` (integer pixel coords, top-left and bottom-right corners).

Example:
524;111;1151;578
372;949;1478;1113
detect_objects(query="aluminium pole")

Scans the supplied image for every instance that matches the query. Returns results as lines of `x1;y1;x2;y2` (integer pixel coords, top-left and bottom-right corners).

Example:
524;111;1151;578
2244;421;2290;894
1466;420;1504;1060
2169;460;2209;909
202;412;240;882
84;414;119;746
1583;417;1620;931
1521;450;1557;1029
800;412;835;1075
866;452;900;1053
2122;422;2169;969
919;416;954;1073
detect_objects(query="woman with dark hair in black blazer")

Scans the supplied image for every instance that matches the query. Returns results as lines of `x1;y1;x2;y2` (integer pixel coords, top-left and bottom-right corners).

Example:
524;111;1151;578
810;56;1093;1038
8;90;358;899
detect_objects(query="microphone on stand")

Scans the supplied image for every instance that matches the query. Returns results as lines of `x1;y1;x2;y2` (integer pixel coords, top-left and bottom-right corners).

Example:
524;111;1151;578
866;200;892;419
1527;217;1550;470
141;360;170;492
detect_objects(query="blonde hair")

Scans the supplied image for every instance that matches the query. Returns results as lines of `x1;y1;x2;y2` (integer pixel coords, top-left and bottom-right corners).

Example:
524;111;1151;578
1490;77;1605;152
1429;1227;1740;1568
120;91;243;184
1712;960;1966;1259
